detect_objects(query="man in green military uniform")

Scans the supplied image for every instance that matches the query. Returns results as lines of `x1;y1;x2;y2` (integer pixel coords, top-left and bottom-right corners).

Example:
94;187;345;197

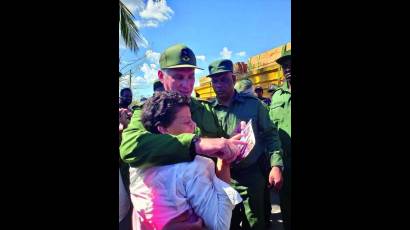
120;44;246;171
269;50;291;230
207;59;284;229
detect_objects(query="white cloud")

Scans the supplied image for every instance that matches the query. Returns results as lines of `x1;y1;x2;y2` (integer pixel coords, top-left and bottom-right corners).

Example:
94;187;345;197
139;0;174;22
194;77;200;88
120;0;172;55
220;47;232;59
196;55;206;61
119;30;126;50
130;78;149;89
134;20;141;28
139;63;159;84
134;20;159;28
120;1;171;52
119;80;129;90
195;69;204;75
119;41;126;50
138;35;149;48
120;60;131;65
120;63;159;90
119;74;133;89
236;51;246;57
133;76;147;84
145;50;161;64
122;0;143;14
119;28;149;50
144;20;159;27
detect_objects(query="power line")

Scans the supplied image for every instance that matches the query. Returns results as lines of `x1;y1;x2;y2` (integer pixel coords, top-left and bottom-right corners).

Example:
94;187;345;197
120;54;147;71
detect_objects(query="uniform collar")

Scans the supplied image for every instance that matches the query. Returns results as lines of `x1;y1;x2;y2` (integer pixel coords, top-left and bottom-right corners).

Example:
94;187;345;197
281;80;290;92
211;90;245;107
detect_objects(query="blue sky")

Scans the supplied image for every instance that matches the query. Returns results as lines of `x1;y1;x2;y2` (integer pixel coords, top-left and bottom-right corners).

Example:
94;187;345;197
120;0;291;100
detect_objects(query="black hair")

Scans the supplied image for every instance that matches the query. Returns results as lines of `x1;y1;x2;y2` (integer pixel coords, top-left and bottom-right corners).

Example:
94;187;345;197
254;87;263;92
153;81;164;92
141;91;191;134
120;88;132;96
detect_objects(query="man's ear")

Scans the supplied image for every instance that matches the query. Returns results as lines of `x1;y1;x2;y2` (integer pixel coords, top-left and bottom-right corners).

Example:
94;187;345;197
157;125;167;134
158;70;164;81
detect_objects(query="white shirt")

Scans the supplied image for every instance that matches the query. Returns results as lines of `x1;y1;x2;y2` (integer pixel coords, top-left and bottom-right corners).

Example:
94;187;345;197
129;156;242;230
119;170;131;222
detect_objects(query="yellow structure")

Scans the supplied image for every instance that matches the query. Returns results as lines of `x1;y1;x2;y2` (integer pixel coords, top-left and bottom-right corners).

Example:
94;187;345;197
194;42;291;101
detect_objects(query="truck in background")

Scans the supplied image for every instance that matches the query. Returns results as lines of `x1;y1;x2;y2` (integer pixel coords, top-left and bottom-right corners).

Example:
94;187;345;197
194;42;291;101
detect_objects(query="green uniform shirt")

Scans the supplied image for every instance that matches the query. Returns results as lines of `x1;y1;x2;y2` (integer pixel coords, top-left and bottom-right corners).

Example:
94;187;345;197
269;81;291;158
210;91;283;169
120;97;224;169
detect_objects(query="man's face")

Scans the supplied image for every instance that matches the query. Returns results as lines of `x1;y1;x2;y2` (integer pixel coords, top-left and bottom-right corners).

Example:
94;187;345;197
120;90;132;107
281;59;291;82
255;89;263;98
211;72;236;101
158;68;195;97
159;106;196;135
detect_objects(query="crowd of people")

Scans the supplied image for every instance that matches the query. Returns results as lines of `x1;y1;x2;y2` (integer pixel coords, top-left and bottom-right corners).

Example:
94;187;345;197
119;44;291;230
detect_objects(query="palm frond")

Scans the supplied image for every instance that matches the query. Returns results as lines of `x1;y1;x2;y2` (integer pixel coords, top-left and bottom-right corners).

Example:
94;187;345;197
119;1;143;53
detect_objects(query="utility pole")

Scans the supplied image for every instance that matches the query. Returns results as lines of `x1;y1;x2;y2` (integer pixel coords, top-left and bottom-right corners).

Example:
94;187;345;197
129;69;132;88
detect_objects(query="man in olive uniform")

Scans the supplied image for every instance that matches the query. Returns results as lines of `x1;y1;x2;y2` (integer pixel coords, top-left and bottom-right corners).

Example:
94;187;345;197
269;50;291;230
268;84;278;98
120;44;246;172
207;59;284;229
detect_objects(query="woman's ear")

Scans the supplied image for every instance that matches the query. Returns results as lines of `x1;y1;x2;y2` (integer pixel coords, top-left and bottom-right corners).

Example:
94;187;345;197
157;125;167;134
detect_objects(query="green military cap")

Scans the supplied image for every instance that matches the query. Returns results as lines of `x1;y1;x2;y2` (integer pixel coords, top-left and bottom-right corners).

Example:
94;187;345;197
159;44;203;70
234;79;253;92
207;59;233;77
276;50;291;66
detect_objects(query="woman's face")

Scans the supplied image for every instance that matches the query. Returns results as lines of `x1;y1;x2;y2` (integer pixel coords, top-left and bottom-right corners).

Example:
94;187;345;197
158;106;196;135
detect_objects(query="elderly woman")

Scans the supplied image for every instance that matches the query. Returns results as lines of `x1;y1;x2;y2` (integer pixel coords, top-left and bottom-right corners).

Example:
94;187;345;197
129;91;242;230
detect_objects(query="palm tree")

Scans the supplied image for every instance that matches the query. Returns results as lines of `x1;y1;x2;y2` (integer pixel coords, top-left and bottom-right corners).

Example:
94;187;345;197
119;0;162;53
119;0;142;53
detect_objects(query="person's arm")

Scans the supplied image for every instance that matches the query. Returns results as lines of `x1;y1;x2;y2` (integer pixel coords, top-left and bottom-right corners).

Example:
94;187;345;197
257;103;284;190
120;108;247;169
215;159;231;184
184;158;242;230
120;108;197;169
119;108;131;164
119;108;131;143
258;103;283;167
